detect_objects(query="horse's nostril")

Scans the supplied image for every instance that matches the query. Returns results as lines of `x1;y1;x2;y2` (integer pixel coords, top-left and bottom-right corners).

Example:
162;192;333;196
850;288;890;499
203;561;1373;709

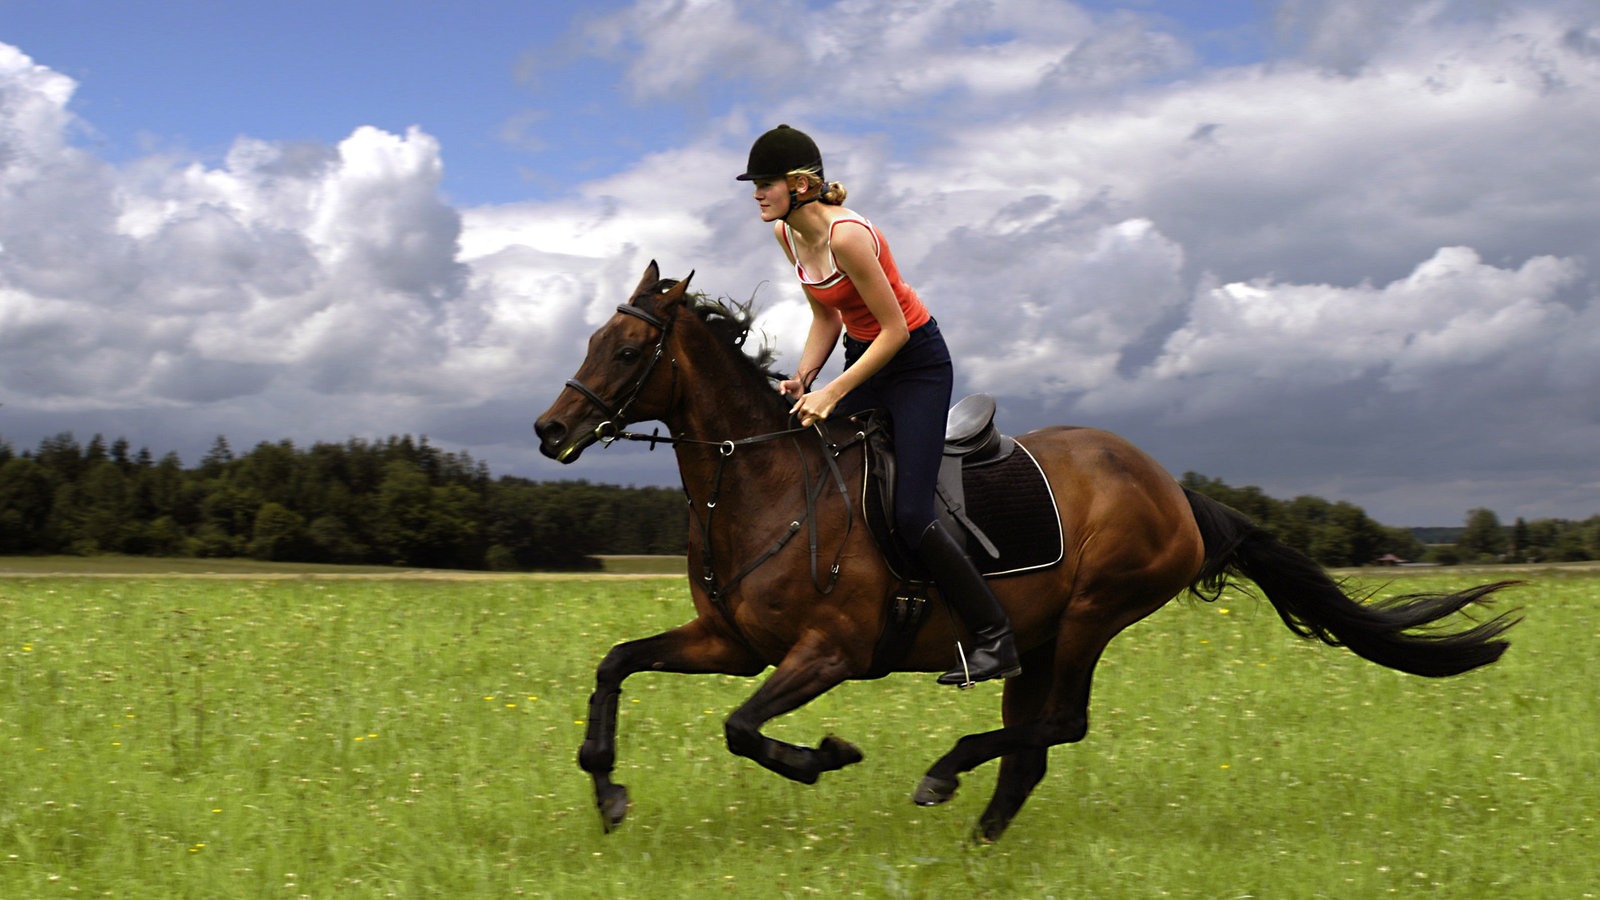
535;419;567;446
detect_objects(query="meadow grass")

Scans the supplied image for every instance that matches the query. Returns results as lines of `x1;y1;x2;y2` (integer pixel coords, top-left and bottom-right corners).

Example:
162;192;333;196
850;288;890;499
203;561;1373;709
0;565;1593;898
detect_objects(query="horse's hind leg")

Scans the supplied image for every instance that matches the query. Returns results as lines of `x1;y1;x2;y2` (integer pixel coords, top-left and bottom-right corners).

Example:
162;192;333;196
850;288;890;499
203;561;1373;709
975;646;1056;841
723;637;864;784
916;603;1138;842
578;617;762;831
911;643;1057;838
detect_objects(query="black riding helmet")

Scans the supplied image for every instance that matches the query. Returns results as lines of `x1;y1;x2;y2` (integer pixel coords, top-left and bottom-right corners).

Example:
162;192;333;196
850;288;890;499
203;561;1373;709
736;124;825;219
736;124;824;181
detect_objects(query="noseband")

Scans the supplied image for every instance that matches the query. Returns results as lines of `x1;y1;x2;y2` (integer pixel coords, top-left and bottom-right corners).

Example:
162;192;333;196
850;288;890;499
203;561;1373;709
562;303;675;445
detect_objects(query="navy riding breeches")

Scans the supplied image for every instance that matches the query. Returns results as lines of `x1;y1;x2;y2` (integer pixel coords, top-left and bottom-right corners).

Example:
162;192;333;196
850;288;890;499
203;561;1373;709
833;319;953;547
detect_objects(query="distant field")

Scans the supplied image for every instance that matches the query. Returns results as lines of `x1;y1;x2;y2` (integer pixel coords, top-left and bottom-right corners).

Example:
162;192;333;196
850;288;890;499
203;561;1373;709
3;554;1588;580
0;554;691;577
592;554;690;575
0;555;405;577
0;564;1593;897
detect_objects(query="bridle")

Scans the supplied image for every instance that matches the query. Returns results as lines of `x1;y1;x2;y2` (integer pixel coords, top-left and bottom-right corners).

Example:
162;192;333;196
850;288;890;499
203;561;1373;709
562;302;676;447
557;295;871;652
562;296;829;456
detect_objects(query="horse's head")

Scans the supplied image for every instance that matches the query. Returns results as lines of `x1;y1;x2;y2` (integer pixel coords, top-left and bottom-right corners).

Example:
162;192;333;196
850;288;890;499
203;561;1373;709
534;261;695;463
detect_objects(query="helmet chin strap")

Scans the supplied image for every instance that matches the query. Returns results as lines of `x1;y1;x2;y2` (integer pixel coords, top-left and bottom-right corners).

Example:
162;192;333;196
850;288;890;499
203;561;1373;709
780;175;822;221
781;192;819;221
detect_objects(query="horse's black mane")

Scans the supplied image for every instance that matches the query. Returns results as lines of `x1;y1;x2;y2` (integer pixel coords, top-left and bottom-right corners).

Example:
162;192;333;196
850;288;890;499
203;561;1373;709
651;278;786;391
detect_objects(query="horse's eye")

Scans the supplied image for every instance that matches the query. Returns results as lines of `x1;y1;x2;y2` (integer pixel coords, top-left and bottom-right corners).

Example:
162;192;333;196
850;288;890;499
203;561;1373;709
616;347;642;364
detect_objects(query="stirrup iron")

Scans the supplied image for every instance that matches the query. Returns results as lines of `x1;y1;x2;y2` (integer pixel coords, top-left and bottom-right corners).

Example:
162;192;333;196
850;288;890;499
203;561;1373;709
951;640;976;690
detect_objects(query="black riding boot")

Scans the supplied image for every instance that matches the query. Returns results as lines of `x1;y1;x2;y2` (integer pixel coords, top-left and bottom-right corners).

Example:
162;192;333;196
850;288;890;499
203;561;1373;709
916;521;1022;687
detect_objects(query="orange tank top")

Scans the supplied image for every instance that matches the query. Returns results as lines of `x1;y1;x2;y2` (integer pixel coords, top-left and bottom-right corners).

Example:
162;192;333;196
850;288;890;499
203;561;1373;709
781;215;930;341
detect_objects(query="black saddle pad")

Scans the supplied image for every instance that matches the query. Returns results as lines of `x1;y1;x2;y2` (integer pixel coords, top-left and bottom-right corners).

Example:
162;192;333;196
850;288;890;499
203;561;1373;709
956;444;1064;575
865;441;1064;581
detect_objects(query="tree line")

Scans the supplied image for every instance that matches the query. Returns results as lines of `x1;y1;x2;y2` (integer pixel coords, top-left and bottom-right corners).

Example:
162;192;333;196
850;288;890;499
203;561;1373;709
1436;507;1600;565
1;432;1595;570
0;433;687;570
1178;473;1600;566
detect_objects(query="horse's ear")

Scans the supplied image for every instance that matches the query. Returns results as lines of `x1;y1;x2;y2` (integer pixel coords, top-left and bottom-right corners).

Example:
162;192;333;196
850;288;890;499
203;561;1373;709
659;269;695;308
632;260;662;303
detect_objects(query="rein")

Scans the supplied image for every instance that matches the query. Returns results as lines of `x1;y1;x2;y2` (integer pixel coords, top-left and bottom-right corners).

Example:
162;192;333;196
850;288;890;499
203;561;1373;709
563;300;876;655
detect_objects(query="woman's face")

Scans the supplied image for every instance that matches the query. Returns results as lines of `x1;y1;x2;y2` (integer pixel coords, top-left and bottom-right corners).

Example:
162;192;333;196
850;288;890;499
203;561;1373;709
751;177;790;222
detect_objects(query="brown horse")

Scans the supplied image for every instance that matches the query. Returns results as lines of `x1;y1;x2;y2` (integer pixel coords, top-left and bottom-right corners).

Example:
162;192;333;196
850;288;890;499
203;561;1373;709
533;261;1519;842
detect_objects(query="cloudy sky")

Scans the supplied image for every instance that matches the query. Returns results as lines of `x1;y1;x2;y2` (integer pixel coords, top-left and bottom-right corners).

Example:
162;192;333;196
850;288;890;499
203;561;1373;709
2;0;1597;526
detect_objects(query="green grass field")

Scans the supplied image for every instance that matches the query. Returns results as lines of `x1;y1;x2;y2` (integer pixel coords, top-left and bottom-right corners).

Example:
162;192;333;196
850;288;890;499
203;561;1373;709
0;561;1594;898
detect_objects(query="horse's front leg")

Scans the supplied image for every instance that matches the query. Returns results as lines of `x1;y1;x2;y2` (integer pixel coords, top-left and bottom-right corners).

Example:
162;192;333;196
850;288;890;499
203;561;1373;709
723;637;864;784
578;617;762;831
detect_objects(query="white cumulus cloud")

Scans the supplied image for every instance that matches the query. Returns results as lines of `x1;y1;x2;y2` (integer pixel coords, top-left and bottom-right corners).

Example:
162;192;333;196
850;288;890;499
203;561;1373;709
3;0;1600;524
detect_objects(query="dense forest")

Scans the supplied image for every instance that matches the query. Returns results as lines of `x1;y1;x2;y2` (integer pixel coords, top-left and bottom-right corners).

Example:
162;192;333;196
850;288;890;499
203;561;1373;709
1176;473;1600;566
1;432;1596;570
0;433;686;570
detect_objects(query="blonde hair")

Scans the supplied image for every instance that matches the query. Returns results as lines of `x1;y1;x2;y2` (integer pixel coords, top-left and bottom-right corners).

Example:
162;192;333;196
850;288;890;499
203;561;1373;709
788;166;848;205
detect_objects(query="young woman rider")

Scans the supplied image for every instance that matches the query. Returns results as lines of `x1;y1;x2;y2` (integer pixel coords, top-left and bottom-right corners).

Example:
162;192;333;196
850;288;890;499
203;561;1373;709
737;124;1020;687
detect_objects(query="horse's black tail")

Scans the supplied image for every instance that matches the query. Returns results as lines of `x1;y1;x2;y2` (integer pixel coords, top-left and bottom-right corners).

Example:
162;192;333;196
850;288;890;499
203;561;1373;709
1182;488;1520;678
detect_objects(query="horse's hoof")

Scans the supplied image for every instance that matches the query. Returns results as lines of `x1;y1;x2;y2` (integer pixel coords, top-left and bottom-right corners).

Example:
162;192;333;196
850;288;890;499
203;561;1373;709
597;783;630;832
972;819;1006;844
912;774;959;806
820;735;864;768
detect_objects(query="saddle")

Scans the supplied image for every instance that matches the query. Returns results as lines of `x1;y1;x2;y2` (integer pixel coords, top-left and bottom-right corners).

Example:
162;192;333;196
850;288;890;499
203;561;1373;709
853;394;1065;678
859;394;1064;583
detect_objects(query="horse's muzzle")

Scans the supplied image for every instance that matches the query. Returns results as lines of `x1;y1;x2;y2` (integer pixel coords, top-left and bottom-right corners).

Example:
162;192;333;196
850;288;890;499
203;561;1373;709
533;417;578;462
